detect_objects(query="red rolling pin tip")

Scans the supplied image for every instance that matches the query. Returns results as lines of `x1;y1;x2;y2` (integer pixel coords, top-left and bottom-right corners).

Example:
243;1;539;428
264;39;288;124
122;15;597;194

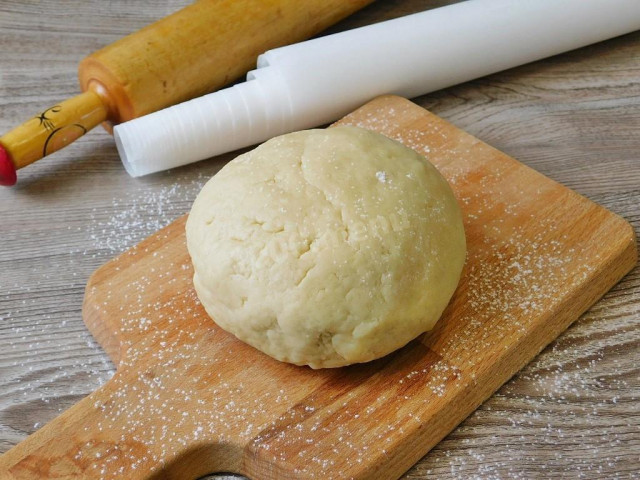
0;144;17;186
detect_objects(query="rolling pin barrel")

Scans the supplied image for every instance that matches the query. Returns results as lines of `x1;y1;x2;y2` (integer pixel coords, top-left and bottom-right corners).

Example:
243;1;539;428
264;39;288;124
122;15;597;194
0;0;373;185
78;0;373;124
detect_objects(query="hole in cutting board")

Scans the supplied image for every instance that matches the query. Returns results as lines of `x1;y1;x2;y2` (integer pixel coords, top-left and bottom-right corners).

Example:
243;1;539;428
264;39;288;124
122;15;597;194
197;474;246;480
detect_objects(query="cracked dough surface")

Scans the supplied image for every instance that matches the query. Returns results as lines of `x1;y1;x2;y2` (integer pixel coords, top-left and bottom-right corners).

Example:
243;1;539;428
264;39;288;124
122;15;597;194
186;126;466;368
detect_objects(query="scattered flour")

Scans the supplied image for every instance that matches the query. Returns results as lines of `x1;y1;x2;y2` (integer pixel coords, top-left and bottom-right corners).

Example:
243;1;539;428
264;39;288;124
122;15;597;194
2;109;636;479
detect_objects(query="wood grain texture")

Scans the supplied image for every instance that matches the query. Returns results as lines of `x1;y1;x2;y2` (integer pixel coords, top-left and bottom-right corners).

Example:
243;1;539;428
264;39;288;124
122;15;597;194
1;0;374;173
0;96;636;479
77;0;375;122
0;1;639;479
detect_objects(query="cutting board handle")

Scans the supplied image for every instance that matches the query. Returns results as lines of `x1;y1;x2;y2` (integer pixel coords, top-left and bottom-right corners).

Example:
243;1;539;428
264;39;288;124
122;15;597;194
0;365;243;479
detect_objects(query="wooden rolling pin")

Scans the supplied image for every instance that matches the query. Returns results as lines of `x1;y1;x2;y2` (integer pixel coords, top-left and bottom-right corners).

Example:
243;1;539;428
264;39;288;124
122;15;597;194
0;0;373;186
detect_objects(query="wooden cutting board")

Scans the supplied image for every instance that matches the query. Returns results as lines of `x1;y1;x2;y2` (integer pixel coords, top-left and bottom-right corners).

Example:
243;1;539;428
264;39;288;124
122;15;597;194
1;96;636;479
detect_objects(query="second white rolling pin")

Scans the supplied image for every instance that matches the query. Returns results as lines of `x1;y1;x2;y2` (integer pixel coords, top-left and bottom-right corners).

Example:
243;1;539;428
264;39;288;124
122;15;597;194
114;0;640;177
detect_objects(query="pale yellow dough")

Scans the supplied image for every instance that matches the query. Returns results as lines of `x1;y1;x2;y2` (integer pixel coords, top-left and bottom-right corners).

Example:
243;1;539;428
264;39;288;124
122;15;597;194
186;126;466;368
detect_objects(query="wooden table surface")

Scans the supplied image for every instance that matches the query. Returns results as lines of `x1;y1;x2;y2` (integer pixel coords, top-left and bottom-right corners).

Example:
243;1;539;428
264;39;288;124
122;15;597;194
1;1;638;479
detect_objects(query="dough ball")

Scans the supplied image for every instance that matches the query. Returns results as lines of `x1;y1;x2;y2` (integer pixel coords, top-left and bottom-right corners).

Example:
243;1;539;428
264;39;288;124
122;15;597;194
186;126;465;368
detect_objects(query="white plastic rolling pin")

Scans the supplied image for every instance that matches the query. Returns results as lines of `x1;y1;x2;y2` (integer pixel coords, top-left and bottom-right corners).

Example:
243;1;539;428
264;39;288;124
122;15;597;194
114;0;640;177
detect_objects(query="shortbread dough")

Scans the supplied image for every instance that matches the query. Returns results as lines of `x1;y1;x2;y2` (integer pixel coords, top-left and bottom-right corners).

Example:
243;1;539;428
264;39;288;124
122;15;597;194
186;126;465;368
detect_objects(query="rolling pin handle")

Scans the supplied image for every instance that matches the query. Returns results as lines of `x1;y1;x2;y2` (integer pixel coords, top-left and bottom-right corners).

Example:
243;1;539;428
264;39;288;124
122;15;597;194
0;90;109;185
0;144;17;186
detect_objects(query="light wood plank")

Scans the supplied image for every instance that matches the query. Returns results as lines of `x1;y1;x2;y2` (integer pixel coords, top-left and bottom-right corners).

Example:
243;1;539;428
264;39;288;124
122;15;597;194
1;1;638;478
0;96;635;478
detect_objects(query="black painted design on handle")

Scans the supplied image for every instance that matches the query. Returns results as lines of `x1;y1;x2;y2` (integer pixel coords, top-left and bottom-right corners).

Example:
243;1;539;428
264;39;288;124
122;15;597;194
42;124;88;157
35;106;62;131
